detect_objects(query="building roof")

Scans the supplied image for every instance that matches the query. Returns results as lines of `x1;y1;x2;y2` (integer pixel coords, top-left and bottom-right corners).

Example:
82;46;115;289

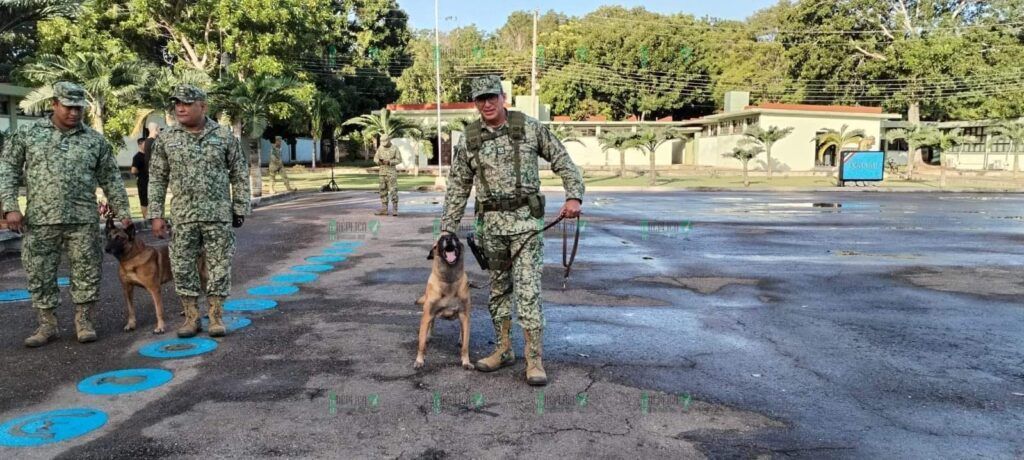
682;102;901;125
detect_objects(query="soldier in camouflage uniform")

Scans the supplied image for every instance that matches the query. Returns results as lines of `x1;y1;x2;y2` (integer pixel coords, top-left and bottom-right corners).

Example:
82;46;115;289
148;85;251;339
440;75;584;386
374;136;402;216
268;136;295;193
0;82;132;347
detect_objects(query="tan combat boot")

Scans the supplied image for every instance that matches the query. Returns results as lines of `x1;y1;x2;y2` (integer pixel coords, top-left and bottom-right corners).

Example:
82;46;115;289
24;308;59;348
374;206;388;216
391;203;398;217
207;296;226;337
176;296;201;338
74;303;98;343
523;328;547;386
475;318;515;372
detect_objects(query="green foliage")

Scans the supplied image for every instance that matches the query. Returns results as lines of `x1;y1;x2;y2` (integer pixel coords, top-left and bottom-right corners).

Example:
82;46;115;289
742;124;793;179
343;108;421;147
0;0;81;79
726;144;764;187
816;124;866;162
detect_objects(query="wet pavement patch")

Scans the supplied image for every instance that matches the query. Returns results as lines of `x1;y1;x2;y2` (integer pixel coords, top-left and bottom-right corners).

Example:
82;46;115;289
634;276;760;295
306;255;346;264
200;315;252;332
0;408;108;447
271;273;318;284
224;298;278;311
139;337;218;359
897;266;1024;297
0;289;30;302
77;369;173;395
247;284;300;296
290;264;333;274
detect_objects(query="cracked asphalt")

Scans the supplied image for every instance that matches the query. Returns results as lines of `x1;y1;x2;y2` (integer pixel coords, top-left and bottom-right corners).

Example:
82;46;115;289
1;190;1023;459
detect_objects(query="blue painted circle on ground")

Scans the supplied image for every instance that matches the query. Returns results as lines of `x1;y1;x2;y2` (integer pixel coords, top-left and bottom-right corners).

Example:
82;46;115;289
0;290;30;302
322;247;354;255
57;277;70;287
290;264;333;273
331;241;362;248
77;369;173;395
270;273;318;284
201;315;252;332
247;284;299;296
306;255;346;264
0;408;108;447
223;298;277;311
139;337;218;359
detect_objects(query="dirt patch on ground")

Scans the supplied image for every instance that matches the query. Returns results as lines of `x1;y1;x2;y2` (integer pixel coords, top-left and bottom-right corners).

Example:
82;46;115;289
543;289;672;307
635;276;760;295
897;266;1024;297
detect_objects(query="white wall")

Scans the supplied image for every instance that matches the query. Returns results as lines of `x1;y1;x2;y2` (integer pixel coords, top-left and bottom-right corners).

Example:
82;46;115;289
692;113;886;172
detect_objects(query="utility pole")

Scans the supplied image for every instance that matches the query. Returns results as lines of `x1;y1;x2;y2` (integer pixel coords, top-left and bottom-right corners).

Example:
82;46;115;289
434;0;445;187
531;9;539;119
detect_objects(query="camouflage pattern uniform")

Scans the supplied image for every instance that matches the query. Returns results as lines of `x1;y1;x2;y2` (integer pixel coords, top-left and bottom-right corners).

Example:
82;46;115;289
441;75;584;383
0;82;131;346
268;140;293;193
374;140;402;214
148;85;250;306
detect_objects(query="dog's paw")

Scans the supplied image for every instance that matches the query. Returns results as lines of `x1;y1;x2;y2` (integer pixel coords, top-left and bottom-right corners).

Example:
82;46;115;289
123;321;136;332
413;359;425;369
462;361;475;370
152;324;166;334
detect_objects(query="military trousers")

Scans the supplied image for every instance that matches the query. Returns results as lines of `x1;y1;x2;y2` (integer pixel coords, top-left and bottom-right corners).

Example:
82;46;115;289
378;167;398;207
481;226;544;331
23;223;102;310
268;163;292;191
170;221;235;298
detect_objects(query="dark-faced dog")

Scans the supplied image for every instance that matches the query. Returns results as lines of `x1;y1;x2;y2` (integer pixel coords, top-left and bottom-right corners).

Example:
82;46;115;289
414;233;472;369
104;219;205;334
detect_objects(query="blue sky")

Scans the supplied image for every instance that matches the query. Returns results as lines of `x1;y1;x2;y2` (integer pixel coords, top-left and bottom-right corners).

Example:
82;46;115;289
396;0;779;32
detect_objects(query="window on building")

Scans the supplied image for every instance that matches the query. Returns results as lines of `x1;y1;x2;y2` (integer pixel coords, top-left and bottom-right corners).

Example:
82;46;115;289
579;127;596;137
991;143;1012;153
731;120;742;135
961;127;986;137
884;139;909;151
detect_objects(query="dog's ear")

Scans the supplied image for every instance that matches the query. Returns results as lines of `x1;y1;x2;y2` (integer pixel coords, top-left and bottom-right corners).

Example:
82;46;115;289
105;218;115;233
125;222;136;239
427;243;436;260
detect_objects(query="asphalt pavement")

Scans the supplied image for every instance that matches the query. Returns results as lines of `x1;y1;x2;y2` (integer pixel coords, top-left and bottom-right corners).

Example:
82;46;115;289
0;190;1022;459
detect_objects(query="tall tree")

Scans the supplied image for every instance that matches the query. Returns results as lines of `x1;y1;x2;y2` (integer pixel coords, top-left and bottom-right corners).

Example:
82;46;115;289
304;90;342;169
0;0;81;80
885;124;932;180
992;119;1024;178
18;52;150;141
727;145;765;187
212;75;304;197
742;124;794;180
622;128;686;185
598;130;633;178
342;109;421;151
921;126;971;187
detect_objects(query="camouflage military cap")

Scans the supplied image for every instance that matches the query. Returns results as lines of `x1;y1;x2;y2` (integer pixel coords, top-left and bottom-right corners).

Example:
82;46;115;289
470;75;503;100
170;84;207;103
52;81;90;108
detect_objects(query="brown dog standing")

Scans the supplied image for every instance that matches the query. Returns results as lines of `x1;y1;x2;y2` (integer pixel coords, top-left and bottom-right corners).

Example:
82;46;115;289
104;219;204;333
415;233;472;369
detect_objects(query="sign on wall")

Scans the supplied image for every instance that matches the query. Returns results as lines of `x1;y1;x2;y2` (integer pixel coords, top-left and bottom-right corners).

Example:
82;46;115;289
839;151;885;184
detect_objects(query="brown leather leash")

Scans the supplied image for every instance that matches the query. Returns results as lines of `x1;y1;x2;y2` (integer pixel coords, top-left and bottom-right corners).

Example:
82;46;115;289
498;214;581;290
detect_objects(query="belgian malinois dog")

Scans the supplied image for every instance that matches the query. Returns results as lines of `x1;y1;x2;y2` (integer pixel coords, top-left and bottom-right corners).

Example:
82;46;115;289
414;233;473;370
104;219;205;334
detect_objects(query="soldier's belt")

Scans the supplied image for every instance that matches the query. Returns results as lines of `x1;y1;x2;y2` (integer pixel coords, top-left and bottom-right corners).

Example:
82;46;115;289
478;195;531;212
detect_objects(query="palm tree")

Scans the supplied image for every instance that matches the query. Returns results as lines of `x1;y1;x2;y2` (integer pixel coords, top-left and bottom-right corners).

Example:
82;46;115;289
923;127;972;188
132;66;210;134
211;75;304;198
598;130;633;178
621;128;686;186
726;145;765;187
343;109;421;170
992;120;1024;178
305;90;342;170
815;124;866;167
885;125;931;180
551;124;585;147
743;124;793;180
18;52;150;134
0;0;80;35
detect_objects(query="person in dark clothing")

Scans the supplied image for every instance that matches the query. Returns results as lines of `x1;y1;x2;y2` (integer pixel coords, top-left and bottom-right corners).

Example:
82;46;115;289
132;138;150;218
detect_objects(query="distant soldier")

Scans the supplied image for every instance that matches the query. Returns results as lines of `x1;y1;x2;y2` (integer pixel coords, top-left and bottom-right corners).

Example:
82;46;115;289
0;81;132;347
132;138;150;218
148;84;251;338
440;75;584;386
268;136;295;193
374;136;402;216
